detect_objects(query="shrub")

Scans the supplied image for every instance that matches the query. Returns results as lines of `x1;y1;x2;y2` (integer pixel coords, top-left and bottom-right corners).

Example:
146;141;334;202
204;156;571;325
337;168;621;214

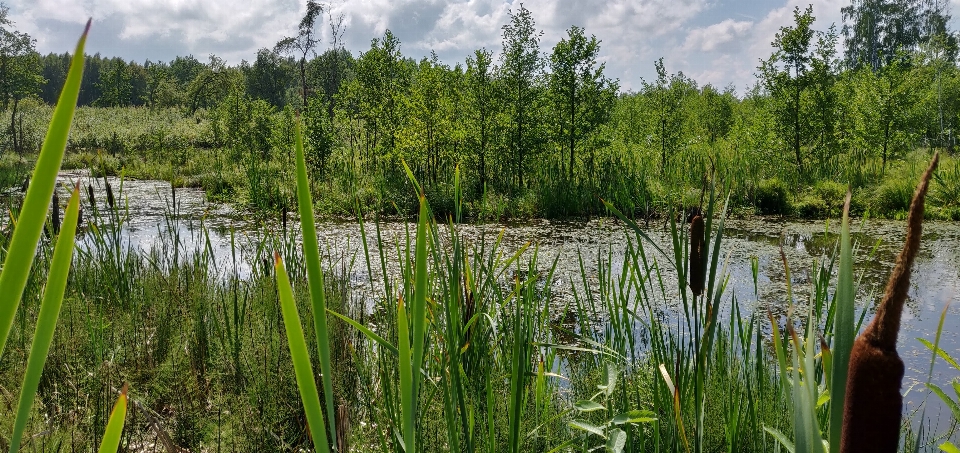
755;178;790;215
813;180;846;215
794;194;829;218
872;176;914;217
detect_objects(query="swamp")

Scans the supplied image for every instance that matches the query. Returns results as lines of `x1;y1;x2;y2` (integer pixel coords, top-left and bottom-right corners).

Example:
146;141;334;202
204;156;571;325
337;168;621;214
1;1;960;452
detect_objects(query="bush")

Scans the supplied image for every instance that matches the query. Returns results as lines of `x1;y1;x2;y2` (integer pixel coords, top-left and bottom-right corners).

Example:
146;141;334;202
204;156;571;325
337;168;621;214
794;194;828;218
872;176;914;217
755;178;790;215
812;180;846;215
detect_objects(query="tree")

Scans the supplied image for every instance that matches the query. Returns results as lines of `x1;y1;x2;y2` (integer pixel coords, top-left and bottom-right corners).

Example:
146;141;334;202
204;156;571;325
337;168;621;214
759;5;818;177
351;30;410;156
842;0;922;69
95;58;132;107
843;59;920;173
39;53;69;104
275;0;323;107
187;55;242;113
310;12;352;122
245;48;293;107
807;24;842;176
645;58;691;176
0;4;42;153
548;26;618;183
498;4;544;191
694;84;735;144
465;48;497;196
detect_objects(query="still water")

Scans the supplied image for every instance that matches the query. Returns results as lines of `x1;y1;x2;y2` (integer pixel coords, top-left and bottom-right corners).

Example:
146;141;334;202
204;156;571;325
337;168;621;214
53;171;960;429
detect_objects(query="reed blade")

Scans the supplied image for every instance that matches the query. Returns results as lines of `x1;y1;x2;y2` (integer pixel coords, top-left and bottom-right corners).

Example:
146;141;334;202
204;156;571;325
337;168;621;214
294;119;337;446
275;252;331;453
829;192;855;451
0;20;89;358
97;384;129;453
9;186;81;453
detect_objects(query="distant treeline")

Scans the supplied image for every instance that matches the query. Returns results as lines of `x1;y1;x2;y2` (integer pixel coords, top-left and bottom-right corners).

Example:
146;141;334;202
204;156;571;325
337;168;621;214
3;1;960;219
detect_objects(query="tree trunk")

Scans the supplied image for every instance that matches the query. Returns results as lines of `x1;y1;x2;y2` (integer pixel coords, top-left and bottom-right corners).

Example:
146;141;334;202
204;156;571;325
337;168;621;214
794;84;804;176
568;81;576;184
10;98;18;155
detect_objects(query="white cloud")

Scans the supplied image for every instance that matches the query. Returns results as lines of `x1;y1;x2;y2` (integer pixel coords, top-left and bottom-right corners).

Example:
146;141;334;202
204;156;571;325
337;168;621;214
683;19;753;53
6;0;940;91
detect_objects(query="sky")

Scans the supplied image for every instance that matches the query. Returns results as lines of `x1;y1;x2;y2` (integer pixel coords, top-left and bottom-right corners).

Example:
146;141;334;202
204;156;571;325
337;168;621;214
7;0;960;93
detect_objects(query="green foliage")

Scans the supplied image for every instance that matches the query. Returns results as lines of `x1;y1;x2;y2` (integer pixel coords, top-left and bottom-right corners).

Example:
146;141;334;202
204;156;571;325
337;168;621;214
755;178;790;215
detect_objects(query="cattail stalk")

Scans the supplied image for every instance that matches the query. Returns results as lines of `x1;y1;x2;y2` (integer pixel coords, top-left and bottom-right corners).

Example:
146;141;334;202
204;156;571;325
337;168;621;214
840;152;939;453
689;214;705;297
51;191;60;235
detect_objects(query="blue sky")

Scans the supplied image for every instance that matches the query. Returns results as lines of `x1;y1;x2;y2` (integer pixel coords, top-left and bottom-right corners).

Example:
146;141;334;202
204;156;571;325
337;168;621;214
8;0;959;93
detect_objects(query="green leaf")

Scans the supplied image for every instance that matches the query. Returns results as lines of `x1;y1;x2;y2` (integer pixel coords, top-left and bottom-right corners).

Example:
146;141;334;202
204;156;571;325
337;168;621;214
569;420;606;438
9;186;81;453
275;253;330;453
764;426;796;453
327;308;398;356
573;400;606;412
0;19;89;359
605;428;626;453
600;363;618;397
612;410;657;425
294;118;337;446
918;338;960;371
940;441;960;453
829;191;855;452
97;385;129;453
926;383;960;419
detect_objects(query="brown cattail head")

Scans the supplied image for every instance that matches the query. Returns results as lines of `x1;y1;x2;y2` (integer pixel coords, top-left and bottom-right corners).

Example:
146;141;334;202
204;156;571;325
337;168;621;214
864;151;938;350
689;215;705;297
51;191;61;235
105;181;115;209
841;152;939;453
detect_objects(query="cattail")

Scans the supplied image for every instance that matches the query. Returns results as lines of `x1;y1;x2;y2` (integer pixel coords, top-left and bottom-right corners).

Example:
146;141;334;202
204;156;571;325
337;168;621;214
51;191;61;235
689;214;705;297
105;181;115;209
171;183;177;213
841;152;938;453
87;183;95;208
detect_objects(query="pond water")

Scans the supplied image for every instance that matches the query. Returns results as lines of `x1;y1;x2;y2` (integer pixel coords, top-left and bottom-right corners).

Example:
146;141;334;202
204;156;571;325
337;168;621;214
42;171;960;429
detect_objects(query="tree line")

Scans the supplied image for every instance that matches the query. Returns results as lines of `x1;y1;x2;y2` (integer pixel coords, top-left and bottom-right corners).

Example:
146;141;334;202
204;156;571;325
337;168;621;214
3;1;960;217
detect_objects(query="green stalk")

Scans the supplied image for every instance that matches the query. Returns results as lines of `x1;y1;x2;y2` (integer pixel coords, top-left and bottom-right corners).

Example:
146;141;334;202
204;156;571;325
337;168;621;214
294;119;337;447
9;185;81;453
274;252;330;453
0;20;89;358
398;294;415;453
97;385;129;453
412;194;428;403
828;192;854;453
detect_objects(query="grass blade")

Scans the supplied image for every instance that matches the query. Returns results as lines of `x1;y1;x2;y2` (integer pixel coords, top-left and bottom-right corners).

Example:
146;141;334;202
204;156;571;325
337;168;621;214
9;185;81;453
294;119;337;447
829;192;855;451
275;252;330;453
0;19;89;358
397;294;415;453
97;384;129;453
326;308;399;356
